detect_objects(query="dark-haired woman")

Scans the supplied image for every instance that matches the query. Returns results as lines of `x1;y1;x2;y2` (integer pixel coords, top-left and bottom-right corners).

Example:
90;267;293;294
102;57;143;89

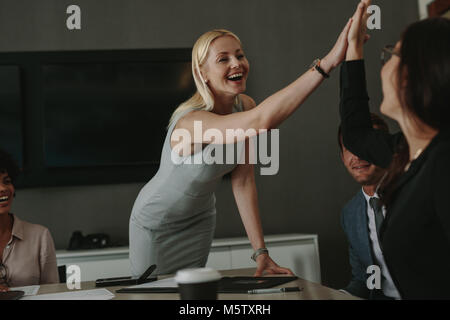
0;149;59;290
339;0;450;299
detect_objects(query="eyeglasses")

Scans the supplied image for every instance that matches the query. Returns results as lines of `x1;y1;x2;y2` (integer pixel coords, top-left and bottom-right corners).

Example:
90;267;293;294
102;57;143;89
381;45;400;66
0;262;8;286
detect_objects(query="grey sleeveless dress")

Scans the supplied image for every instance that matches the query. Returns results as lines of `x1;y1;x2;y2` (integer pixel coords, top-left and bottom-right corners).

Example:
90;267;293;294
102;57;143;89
129;99;244;276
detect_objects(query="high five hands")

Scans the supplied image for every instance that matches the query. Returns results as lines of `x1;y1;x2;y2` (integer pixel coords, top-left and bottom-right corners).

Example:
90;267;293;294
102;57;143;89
347;0;372;60
321;0;372;72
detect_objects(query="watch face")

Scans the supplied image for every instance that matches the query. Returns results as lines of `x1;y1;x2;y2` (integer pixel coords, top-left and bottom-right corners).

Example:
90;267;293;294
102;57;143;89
309;59;319;69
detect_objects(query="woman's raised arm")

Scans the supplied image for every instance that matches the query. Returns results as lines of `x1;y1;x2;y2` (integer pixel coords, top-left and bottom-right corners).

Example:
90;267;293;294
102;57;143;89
176;17;354;145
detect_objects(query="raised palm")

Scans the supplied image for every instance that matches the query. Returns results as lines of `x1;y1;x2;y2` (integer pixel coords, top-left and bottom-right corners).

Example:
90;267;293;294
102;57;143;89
348;0;371;46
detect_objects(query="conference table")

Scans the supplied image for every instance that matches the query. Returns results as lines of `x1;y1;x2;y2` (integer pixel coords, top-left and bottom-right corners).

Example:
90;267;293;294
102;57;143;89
32;268;360;300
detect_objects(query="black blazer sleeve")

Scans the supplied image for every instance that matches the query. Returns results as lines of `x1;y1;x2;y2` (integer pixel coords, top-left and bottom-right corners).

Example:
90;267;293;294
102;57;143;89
339;60;402;169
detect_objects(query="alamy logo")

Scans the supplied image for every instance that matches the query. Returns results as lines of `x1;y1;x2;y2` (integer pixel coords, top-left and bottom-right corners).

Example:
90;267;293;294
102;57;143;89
366;265;381;290
367;5;381;30
66;5;81;30
171;122;279;175
66;264;81;289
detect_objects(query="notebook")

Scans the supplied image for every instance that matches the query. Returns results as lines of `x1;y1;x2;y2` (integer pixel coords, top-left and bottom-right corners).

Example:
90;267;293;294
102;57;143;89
116;276;298;294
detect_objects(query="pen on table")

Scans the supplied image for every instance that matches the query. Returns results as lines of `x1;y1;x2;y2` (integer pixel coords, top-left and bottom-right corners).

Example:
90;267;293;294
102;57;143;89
248;287;302;294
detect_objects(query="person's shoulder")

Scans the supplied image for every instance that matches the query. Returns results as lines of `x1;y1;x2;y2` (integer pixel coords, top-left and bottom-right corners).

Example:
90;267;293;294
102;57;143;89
15;216;51;239
429;134;450;175
239;94;256;111
175;108;210;129
432;131;450;156
342;190;364;219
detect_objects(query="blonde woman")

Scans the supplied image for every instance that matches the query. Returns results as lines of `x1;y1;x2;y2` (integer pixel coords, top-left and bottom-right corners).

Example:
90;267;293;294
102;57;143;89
129;15;354;276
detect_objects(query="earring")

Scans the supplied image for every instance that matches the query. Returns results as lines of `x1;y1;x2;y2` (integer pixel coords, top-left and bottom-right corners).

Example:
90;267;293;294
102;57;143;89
204;79;208;83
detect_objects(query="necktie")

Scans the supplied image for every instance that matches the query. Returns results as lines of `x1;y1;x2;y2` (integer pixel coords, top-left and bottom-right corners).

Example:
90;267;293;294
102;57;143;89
369;197;384;241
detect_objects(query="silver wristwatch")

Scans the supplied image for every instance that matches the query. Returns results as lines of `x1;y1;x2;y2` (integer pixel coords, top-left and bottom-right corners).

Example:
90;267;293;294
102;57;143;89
251;248;269;261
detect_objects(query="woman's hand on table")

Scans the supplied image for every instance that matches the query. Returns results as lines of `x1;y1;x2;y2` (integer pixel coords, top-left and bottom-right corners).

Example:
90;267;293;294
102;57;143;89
254;254;295;276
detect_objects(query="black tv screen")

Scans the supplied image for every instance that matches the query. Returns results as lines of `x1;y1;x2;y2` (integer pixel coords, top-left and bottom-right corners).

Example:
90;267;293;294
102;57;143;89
0;65;23;167
43;61;195;167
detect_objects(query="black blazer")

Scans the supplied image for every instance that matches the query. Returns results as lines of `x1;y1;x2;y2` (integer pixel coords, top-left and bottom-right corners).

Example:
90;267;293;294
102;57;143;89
339;60;450;299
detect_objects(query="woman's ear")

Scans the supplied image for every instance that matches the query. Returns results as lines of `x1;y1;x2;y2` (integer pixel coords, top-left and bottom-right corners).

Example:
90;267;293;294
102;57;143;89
195;66;207;84
199;66;208;84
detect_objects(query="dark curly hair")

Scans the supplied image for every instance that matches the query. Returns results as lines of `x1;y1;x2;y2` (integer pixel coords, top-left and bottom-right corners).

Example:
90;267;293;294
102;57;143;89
0;148;20;185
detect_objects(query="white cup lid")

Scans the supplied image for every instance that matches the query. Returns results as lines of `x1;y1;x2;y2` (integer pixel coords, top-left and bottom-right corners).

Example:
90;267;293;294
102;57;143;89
175;268;221;284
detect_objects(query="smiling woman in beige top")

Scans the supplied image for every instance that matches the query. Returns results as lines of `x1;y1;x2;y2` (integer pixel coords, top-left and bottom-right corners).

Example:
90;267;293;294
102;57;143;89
0;149;59;292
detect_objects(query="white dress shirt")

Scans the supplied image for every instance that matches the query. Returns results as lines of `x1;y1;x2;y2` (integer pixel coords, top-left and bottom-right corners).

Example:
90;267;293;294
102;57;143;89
362;188;401;299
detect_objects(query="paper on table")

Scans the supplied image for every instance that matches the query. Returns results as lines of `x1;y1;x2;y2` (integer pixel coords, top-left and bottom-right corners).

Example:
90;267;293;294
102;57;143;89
10;285;40;296
20;288;114;300
126;277;178;289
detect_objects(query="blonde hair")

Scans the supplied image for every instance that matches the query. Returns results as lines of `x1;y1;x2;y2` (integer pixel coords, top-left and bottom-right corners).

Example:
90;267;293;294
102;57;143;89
168;29;242;126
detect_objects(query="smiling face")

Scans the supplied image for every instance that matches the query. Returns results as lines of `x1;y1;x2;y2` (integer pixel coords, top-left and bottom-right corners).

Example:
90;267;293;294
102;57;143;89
340;139;386;187
380;41;403;122
200;35;249;99
0;171;14;216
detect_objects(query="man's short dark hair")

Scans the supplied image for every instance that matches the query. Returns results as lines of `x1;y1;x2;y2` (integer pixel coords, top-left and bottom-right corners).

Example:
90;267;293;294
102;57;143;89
0;148;20;185
338;113;389;153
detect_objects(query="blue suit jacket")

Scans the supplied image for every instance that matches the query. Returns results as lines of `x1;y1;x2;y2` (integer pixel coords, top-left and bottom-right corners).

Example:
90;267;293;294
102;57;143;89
341;189;376;299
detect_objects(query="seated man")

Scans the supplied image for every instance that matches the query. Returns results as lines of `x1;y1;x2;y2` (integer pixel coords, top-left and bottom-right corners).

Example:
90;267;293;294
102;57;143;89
338;113;400;300
0;149;59;290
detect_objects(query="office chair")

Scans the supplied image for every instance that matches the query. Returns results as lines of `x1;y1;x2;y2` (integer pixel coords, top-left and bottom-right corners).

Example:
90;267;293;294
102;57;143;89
58;265;66;283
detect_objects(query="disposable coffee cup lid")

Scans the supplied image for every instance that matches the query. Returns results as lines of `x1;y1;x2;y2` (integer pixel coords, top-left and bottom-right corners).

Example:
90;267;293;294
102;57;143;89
175;268;221;284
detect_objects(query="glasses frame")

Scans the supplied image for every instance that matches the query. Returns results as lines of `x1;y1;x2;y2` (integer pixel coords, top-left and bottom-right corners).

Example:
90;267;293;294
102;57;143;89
381;45;400;66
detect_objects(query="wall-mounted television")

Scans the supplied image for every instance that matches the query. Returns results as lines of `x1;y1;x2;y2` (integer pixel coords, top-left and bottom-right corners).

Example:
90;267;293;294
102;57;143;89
43;61;193;168
0;49;195;188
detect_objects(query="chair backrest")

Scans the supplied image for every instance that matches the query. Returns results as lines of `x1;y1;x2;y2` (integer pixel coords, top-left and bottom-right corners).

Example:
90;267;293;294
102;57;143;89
58;265;66;283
